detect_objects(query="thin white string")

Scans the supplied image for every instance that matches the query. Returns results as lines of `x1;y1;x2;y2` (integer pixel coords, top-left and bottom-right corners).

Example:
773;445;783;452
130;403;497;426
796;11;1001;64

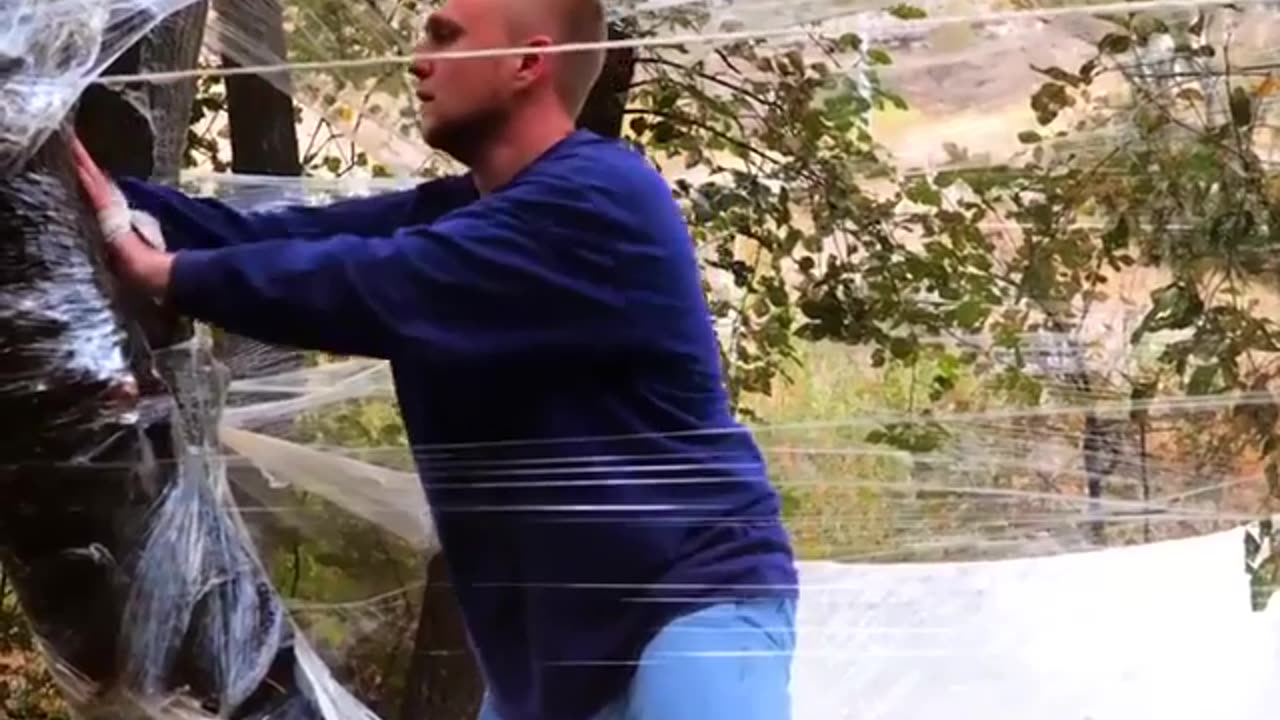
97;26;823;85
264;388;1280;455
95;0;1271;86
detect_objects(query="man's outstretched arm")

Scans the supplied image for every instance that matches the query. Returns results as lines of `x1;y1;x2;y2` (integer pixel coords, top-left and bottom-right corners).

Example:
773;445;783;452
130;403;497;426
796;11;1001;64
72;135;477;252
97;179;629;362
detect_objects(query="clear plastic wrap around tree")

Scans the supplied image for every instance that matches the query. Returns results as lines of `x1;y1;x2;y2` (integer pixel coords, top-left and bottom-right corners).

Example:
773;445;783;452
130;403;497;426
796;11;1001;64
0;1;381;718
0;0;200;177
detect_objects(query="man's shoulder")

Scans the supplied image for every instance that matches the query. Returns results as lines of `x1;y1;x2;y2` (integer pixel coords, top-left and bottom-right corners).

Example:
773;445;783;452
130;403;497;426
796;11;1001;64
404;173;479;220
537;132;677;205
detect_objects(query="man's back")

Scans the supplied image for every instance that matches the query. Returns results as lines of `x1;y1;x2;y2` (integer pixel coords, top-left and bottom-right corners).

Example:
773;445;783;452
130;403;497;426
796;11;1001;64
389;131;797;719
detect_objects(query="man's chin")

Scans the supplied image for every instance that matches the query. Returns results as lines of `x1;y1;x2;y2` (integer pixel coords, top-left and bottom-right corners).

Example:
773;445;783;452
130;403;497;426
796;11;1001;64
422;119;484;166
421;123;449;150
419;117;443;148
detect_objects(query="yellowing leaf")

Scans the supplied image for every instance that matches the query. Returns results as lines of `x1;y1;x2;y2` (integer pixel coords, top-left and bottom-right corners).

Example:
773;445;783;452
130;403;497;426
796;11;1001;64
1258;74;1280;97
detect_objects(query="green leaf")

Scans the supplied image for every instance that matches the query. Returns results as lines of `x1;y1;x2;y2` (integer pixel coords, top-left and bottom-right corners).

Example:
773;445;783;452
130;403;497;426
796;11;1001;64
1078;58;1100;82
867;49;893;66
888;335;916;361
1098;32;1133;54
1017;130;1043;144
887;3;927;20
1132;281;1204;341
1102;215;1130;251
1186;364;1219;395
1030;82;1075;125
904;179;942;207
836;33;862;52
952;299;987;329
1031;64;1083;88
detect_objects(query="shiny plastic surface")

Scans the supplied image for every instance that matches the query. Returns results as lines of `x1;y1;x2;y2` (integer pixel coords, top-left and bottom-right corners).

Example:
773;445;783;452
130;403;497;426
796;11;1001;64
0;129;378;718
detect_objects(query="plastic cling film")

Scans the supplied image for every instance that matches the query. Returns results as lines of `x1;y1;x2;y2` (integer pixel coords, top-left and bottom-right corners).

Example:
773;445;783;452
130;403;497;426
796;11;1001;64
0;128;139;463
0;127;380;717
0;0;201;178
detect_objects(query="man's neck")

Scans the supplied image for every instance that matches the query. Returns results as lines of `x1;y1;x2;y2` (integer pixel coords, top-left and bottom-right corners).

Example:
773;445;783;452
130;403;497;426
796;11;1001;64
469;108;577;195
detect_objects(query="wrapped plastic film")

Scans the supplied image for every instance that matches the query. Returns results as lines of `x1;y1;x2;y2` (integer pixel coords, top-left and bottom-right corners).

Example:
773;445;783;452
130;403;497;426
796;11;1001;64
0;0;206;177
0;17;381;720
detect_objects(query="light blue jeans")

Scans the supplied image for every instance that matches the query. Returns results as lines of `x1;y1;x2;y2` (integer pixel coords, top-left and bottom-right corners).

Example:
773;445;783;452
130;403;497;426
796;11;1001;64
477;597;797;720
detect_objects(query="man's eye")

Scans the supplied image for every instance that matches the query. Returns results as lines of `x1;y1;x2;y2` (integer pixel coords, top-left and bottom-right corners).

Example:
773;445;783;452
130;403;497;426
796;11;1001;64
429;25;459;45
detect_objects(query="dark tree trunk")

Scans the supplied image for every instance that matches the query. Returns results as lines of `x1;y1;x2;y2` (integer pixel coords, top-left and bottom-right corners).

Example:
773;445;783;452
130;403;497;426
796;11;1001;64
206;0;306;387
399;553;483;720
398;21;640;720
75;2;210;184
48;5;376;717
576;23;638;139
214;0;302;178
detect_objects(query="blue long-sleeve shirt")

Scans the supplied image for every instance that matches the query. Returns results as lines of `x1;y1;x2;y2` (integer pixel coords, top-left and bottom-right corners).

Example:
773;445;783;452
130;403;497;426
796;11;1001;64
118;130;798;720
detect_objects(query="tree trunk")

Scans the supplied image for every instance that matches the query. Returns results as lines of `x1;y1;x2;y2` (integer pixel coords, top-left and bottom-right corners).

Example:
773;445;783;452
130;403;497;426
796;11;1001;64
397;21;639;720
75;2;210;183
44;7;375;718
207;0;306;389
214;0;302;177
399;553;483;720
576;22;638;139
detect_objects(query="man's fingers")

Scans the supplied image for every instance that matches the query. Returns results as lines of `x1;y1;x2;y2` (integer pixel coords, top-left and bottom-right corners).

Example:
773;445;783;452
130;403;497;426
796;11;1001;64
68;134;115;210
71;160;97;197
69;136;106;188
68;134;92;168
81;175;115;212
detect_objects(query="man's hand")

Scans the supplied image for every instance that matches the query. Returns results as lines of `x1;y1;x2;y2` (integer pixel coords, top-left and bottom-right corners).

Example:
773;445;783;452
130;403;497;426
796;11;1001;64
69;135;174;299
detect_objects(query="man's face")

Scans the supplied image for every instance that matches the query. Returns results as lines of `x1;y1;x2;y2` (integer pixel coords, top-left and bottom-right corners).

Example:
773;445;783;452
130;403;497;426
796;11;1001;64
410;0;522;163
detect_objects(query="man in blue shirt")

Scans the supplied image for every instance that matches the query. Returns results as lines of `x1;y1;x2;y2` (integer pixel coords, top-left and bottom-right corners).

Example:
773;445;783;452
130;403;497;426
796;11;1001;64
71;0;798;718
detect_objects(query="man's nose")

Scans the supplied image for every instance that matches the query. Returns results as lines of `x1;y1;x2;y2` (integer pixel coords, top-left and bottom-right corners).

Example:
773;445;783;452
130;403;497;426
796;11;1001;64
410;44;434;80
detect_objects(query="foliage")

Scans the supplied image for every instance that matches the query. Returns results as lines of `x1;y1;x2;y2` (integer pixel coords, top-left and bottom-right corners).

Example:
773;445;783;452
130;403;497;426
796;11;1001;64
0;574;71;718
187;0;442;178
1004;7;1280;576
246;481;425;713
621;8;907;417
619;4;1280;571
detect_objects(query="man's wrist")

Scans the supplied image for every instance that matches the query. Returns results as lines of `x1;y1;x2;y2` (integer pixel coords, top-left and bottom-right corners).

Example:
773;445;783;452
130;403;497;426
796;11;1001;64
145;250;175;298
110;231;175;299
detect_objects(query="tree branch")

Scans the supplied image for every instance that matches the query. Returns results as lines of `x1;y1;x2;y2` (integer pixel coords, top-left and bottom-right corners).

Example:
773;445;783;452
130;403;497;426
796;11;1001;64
624;107;788;168
635;55;781;111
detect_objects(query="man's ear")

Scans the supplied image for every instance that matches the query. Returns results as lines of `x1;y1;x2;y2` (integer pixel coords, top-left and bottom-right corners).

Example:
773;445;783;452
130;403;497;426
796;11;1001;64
513;35;552;89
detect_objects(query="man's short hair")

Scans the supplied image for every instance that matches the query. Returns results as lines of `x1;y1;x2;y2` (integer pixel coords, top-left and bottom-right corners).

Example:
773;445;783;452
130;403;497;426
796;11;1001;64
547;0;608;118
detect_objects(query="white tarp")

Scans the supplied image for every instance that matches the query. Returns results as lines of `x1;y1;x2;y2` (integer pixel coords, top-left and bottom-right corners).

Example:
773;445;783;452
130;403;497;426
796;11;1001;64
793;527;1280;719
